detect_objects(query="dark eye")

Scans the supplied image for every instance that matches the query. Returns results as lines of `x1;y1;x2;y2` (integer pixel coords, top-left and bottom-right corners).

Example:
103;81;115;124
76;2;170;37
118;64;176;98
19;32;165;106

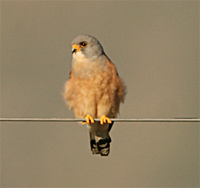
80;41;87;47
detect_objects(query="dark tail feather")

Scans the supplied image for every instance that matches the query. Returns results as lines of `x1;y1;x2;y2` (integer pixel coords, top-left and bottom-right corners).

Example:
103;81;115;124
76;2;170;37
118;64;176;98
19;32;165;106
90;132;99;154
108;121;114;132
97;137;112;156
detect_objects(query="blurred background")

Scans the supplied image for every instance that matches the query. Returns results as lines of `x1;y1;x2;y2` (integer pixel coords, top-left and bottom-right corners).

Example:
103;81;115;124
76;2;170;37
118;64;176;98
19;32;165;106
1;1;199;187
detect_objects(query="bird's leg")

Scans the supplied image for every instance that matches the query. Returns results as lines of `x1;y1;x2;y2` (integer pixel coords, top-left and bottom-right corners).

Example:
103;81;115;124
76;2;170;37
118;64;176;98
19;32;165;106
100;115;112;125
82;114;95;125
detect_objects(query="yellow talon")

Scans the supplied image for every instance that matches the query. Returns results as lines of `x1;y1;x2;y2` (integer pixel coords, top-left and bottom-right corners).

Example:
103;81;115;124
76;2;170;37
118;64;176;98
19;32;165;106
100;115;112;125
82;114;95;125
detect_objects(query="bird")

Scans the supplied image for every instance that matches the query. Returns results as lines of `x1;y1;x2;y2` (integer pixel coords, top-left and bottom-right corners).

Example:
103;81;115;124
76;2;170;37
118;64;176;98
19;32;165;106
63;34;126;156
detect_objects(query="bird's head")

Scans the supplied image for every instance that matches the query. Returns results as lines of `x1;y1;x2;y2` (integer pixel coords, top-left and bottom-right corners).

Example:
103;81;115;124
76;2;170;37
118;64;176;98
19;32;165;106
71;34;104;61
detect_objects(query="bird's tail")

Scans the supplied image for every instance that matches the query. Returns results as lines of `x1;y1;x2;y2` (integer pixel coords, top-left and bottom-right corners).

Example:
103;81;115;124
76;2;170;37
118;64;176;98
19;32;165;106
97;136;111;156
89;122;113;156
90;133;100;154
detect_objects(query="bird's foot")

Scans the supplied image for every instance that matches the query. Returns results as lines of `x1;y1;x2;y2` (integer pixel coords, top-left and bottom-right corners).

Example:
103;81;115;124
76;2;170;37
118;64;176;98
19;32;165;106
82;114;95;125
100;115;112;125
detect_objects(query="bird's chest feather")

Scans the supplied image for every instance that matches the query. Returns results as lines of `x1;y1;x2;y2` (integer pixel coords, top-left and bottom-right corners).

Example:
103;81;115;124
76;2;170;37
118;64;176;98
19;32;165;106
72;56;107;79
66;60;118;118
72;67;114;105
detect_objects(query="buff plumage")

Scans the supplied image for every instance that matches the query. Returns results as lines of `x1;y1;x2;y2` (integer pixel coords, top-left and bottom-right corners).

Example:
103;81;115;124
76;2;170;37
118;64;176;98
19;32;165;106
64;34;126;156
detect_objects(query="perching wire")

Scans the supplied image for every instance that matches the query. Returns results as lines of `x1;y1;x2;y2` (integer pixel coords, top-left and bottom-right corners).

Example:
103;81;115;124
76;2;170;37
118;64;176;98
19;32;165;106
0;118;199;122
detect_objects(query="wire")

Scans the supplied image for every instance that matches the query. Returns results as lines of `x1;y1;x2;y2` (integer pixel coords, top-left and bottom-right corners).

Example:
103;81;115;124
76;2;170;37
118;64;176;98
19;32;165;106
0;118;199;122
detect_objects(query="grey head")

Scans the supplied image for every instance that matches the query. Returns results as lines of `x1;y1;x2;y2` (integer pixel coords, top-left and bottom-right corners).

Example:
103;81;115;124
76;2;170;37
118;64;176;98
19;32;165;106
71;34;104;60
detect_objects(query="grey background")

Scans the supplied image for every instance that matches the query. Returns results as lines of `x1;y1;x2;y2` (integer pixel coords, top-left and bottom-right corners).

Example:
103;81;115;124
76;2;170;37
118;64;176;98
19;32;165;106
1;1;199;187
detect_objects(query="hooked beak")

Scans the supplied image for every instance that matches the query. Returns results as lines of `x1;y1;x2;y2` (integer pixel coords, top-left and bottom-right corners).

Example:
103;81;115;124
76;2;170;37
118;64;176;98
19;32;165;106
72;44;81;54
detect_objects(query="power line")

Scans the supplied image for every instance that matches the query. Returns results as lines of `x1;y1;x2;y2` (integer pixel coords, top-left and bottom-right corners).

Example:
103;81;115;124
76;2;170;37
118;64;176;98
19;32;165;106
0;118;199;122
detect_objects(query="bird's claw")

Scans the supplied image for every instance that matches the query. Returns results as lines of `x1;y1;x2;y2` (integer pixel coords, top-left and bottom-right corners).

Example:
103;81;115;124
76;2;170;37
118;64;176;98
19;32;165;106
82;114;95;125
100;115;112;125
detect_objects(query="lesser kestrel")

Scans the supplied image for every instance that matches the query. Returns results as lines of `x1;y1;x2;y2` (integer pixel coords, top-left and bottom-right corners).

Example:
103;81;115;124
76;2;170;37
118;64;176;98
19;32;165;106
64;34;126;156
